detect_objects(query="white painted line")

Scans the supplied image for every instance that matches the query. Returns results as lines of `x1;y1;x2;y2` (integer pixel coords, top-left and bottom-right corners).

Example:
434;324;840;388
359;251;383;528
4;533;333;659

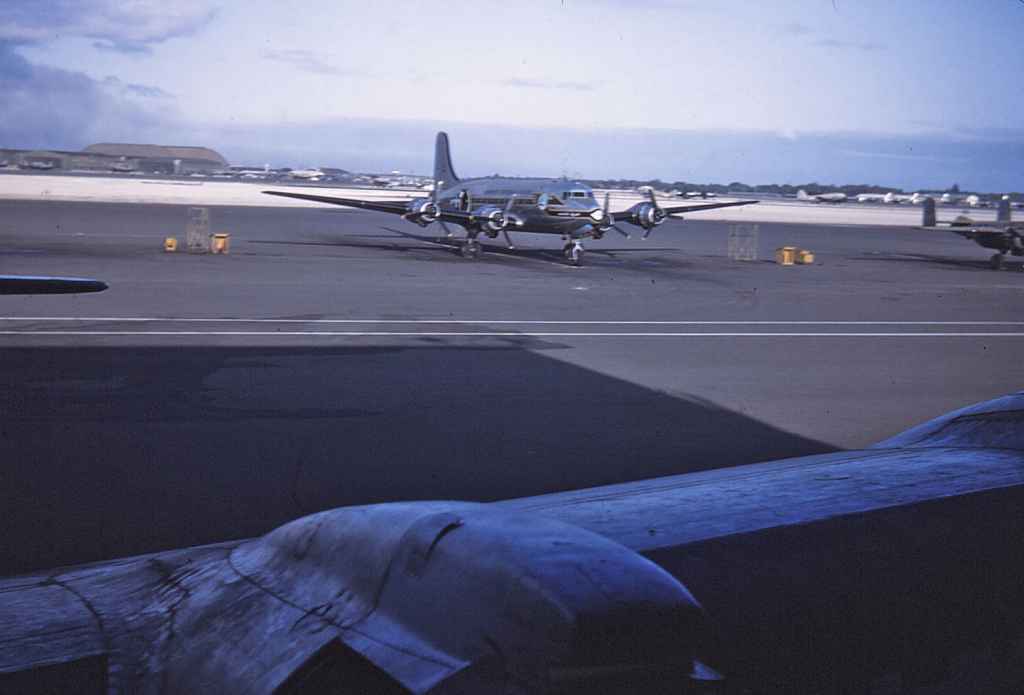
2;331;1023;337
1;318;1023;326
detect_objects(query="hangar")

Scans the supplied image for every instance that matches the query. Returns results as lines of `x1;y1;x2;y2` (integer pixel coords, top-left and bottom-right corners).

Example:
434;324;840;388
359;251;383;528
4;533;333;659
0;143;228;174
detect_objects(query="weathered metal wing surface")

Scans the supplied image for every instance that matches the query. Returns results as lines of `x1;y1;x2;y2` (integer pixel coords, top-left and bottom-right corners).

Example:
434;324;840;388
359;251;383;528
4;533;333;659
498;392;1024;690
1;393;1022;693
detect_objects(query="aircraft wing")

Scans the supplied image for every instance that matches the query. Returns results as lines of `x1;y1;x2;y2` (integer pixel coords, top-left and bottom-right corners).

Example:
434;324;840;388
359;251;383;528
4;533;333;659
610;199;757;222
263;189;413;215
657;199;759;216
262;189;477;226
1;393;1022;693
0;276;108;294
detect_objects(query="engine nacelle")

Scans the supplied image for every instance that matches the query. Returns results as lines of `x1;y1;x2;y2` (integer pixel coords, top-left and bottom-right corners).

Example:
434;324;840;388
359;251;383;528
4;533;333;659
629;202;667;231
197;502;718;694
404;198;439;226
474;206;510;234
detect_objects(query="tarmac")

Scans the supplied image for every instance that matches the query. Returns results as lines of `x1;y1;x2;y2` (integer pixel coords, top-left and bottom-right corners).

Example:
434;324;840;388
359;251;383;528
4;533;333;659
1;197;1022;574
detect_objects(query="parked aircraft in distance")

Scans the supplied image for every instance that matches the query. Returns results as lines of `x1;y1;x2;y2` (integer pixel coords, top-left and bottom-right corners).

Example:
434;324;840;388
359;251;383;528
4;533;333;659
796;189;847;203
855;192;897;204
289;168;325;181
2;393;1022;693
950;226;1023;269
264;132;757;265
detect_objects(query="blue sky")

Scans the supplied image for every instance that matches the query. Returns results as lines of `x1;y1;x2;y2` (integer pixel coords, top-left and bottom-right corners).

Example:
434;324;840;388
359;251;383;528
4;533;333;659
1;1;1022;190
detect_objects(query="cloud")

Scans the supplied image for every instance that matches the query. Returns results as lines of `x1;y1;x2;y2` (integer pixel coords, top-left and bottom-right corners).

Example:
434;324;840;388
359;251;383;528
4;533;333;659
499;78;599;91
0;1;218;53
0;42;171;150
780;22;812;36
813;38;887;52
260;48;359;76
101;76;174;99
839;149;965;164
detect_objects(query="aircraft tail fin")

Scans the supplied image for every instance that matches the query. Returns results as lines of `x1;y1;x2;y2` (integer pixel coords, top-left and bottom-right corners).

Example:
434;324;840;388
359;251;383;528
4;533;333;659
796;189;810;201
434;132;460;188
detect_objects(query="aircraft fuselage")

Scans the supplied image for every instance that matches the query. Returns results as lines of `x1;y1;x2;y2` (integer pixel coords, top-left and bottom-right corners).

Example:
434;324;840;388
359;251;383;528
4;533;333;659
435;177;602;238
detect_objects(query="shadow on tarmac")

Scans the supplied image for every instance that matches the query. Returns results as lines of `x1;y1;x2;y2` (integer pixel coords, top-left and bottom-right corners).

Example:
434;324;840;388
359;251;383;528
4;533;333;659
0;344;835;574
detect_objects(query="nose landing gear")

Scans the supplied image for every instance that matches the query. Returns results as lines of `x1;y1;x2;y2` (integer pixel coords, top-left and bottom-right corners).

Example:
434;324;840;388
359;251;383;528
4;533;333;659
563;240;585;266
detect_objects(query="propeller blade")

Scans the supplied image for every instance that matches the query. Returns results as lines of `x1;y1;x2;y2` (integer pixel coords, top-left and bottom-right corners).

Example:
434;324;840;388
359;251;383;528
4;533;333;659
642;227;654;240
603;192;611;216
612;224;630;239
502;228;515;249
646;188;662;211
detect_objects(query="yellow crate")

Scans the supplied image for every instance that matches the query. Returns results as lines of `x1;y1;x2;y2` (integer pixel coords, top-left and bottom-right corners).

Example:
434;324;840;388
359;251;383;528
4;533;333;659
796;249;815;264
774;246;797;265
164;237;178;252
210;233;230;254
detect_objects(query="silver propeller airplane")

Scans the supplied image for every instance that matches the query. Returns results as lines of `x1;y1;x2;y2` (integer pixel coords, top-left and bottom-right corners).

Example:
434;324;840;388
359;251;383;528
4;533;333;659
264;133;758;265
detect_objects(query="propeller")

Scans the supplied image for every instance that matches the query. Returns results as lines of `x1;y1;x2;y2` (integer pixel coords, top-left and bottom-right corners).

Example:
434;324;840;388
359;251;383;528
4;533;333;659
642;189;668;239
603;192;630;238
434;179;455;239
502;195;518;248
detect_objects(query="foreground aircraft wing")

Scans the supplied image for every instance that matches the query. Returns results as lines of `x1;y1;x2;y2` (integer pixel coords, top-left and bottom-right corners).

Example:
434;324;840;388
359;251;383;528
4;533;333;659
0;276;108;294
2;393;1022;693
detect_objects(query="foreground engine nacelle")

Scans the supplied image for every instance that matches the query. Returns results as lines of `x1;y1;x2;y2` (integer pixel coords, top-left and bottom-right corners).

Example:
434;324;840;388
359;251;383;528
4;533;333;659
166;502;720;694
404;198;440;226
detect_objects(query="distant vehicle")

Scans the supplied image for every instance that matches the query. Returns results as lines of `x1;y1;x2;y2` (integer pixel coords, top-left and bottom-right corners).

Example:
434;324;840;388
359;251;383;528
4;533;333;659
678;190;717;199
797;189;847;204
24;160;55;171
964;194;990;208
264;132;757;265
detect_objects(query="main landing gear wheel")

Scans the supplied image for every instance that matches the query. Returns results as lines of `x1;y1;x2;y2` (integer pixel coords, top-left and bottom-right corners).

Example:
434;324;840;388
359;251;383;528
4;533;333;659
990;253;1005;270
563;242;585;267
461;239;482;259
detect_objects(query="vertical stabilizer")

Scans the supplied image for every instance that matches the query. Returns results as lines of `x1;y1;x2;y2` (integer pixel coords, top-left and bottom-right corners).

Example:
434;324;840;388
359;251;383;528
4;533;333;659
434;132;460;189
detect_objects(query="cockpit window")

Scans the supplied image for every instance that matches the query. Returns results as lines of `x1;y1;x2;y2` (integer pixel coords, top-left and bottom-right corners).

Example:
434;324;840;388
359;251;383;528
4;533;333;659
539;194;563;206
571;191;590;198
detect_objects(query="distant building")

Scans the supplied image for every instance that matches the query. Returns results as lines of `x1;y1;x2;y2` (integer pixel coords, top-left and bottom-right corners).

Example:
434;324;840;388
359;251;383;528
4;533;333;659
83;144;227;174
0;143;228;174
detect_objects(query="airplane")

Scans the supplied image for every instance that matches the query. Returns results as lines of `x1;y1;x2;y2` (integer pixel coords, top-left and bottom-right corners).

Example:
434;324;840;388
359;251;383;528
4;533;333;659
796;189;847;204
2;392;1022;693
855;192;897;204
950;226;1024;269
264;133;758;266
289;168;325;181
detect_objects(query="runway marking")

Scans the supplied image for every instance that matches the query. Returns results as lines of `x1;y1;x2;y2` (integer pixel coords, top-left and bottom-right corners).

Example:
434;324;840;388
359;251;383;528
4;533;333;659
1;318;1024;326
2;331;1023;337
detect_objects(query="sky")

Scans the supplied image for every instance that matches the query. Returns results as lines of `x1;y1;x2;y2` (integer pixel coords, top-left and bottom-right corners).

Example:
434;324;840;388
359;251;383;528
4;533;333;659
1;0;1022;190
